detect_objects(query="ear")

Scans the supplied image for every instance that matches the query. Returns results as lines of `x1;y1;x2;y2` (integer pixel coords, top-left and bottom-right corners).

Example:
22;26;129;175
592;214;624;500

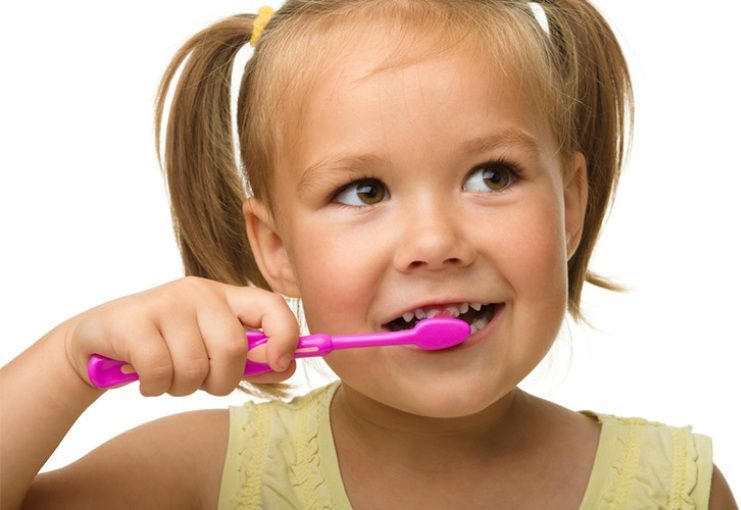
563;152;589;261
243;198;301;297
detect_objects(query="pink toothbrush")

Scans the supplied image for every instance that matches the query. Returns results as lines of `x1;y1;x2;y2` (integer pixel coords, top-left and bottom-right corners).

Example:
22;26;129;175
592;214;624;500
88;318;470;389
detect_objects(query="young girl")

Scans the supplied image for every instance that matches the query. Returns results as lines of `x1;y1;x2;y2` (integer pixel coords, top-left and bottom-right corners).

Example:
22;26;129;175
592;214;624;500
2;1;737;508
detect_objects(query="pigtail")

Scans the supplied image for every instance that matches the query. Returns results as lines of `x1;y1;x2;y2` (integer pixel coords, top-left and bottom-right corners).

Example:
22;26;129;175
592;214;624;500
154;14;295;400
154;14;269;291
537;0;635;325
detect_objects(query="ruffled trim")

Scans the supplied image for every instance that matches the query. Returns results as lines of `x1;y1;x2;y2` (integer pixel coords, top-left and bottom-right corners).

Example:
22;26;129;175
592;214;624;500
229;401;270;509
598;415;644;508
578;412;711;510
288;387;332;509
670;425;700;509
219;382;345;509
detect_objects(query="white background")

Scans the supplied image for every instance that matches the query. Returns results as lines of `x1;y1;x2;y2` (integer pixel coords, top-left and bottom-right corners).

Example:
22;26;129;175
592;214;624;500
1;0;739;497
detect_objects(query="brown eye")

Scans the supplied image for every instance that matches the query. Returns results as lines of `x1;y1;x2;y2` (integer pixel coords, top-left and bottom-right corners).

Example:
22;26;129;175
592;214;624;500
333;178;389;206
463;162;519;192
483;166;510;190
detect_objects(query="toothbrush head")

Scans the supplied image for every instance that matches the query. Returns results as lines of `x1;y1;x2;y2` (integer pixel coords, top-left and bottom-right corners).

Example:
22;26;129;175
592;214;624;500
412;318;471;350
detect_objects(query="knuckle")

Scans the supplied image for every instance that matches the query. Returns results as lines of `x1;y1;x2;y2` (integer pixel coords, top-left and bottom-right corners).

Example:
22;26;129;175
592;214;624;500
140;386;154;397
153;289;180;314
220;335;248;359
140;384;164;397
137;362;173;397
201;368;240;396
255;288;286;309
157;281;195;310
168;386;198;397
146;362;174;383
269;292;288;309
178;358;210;381
206;384;234;397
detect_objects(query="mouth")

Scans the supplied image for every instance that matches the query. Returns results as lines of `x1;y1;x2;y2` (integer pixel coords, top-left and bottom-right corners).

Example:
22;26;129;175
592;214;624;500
382;302;500;334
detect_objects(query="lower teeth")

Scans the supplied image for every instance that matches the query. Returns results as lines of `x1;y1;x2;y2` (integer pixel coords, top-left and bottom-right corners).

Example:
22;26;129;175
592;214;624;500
469;306;496;334
470;319;486;334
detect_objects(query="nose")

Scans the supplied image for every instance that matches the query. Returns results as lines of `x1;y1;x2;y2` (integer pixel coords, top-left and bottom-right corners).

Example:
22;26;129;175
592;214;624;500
392;200;476;273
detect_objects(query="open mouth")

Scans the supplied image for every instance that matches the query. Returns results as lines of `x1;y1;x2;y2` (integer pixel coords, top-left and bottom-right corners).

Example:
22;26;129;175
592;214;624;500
382;302;500;334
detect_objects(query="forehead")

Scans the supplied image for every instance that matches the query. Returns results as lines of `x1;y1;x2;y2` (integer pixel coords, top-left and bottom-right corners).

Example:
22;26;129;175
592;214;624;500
278;25;555;181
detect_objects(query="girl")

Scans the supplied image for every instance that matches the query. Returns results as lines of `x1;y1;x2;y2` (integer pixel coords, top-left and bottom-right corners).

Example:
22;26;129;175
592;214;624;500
2;1;737;508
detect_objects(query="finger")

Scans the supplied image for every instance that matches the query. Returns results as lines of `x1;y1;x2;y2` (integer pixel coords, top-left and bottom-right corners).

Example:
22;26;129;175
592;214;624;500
119;323;173;397
244;359;298;384
158;313;210;397
196;303;249;396
223;287;299;373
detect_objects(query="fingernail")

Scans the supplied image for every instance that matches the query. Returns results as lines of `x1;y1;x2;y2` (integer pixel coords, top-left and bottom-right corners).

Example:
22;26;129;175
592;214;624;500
278;354;293;370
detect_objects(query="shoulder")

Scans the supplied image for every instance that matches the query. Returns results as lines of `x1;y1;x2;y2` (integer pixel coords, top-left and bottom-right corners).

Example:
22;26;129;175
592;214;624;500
163;409;231;509
26;409;229;510
583;411;729;509
709;463;738;510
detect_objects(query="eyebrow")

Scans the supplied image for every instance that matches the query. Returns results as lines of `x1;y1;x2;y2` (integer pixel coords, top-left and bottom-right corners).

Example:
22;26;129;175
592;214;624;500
297;127;541;192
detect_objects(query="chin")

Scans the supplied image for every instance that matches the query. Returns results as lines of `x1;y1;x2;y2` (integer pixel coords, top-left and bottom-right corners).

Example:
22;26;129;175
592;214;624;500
390;378;507;419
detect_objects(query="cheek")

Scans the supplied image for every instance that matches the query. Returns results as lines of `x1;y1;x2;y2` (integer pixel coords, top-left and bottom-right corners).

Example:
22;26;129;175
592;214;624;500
513;217;565;289
289;220;386;334
499;190;568;355
491;188;567;295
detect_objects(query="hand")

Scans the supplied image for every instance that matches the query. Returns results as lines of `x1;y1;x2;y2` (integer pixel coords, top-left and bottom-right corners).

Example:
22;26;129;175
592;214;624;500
63;276;299;396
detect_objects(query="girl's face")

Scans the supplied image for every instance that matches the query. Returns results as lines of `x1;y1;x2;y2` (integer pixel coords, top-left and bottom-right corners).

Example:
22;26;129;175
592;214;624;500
247;34;587;418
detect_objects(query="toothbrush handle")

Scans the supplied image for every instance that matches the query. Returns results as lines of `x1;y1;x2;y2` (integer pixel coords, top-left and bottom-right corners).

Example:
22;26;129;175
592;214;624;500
330;327;418;349
245;325;429;375
87;332;334;388
242;332;332;376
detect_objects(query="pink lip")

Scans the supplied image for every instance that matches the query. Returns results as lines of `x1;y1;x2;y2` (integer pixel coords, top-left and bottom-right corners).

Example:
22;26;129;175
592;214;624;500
402;303;505;354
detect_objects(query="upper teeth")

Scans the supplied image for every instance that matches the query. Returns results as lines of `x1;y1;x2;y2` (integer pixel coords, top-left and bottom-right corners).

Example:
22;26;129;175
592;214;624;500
401;302;484;323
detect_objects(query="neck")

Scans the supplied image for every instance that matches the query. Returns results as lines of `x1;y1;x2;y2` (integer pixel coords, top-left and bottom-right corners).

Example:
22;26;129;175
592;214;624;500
331;382;534;472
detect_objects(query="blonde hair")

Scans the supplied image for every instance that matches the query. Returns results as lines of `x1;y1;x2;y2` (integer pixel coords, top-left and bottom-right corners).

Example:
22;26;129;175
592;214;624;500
154;0;634;399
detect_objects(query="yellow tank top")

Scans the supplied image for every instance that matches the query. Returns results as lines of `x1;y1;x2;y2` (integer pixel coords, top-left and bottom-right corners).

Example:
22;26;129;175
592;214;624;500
218;380;713;509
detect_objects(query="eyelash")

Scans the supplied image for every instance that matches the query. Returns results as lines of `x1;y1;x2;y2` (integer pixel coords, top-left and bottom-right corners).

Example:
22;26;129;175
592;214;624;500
329;158;524;208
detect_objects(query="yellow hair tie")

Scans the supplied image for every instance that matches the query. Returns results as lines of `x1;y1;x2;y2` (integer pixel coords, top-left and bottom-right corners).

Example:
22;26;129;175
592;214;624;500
250;6;275;47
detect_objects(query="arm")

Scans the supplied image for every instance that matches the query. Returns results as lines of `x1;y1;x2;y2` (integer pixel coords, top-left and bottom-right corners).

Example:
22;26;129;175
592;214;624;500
709;463;738;510
1;317;104;510
2;277;298;509
20;409;229;510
